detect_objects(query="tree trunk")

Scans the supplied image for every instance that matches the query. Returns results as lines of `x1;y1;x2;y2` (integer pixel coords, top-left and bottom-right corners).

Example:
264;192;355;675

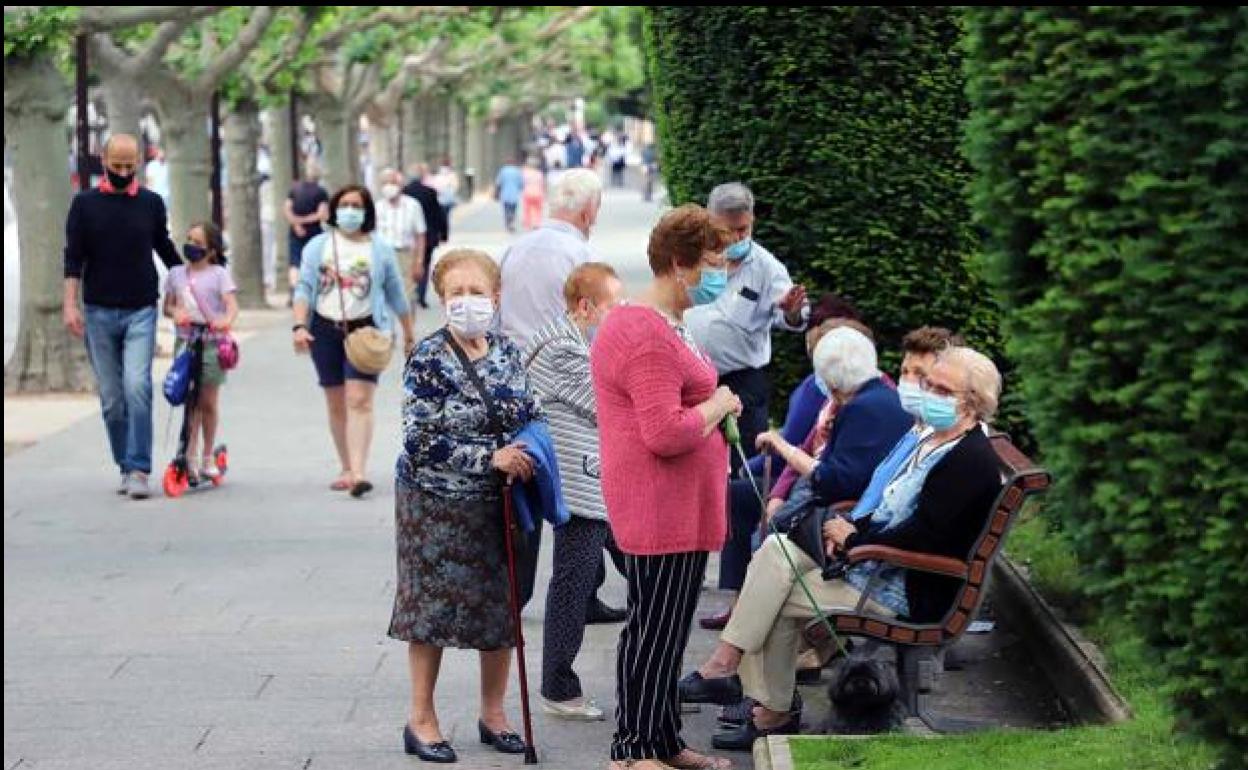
405;95;428;170
224;102;266;309
450;101;467;175
427;96;449;163
367;105;396;187
157;93;212;243
466;112;485;199
3;56;94;392
313;101;354;192
102;76;143;143
266;106;292;270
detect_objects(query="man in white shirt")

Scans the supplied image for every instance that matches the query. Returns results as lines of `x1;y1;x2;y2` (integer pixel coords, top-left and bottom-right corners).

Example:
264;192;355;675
374;168;427;291
499;169;603;349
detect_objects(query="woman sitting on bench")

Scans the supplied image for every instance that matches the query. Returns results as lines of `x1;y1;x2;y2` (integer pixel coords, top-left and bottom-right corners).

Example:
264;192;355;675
678;346;1005;751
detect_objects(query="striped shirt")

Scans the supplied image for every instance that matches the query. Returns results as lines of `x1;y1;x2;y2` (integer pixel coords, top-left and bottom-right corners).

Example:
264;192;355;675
375;194;427;252
523;313;608;521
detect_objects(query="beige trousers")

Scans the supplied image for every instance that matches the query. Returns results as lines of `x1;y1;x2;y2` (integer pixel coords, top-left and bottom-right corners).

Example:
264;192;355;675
720;534;892;712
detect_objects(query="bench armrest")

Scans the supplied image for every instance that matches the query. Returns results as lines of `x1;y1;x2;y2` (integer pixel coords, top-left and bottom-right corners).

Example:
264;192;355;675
846;545;969;579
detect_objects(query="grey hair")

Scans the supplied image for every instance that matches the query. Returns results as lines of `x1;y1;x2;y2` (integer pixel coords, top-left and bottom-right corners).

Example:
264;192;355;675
550;168;603;216
707;182;755;216
812;327;879;394
937;346;1002;422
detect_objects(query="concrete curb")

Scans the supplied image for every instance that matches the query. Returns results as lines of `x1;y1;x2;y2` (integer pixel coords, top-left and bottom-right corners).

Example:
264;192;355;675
754;735;794;770
991;556;1133;724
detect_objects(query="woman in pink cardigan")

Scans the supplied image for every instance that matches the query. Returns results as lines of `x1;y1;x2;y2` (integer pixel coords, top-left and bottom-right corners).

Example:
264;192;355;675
591;204;741;770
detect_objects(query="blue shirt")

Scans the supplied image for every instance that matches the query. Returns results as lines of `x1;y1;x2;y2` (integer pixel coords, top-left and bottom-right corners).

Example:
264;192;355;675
683;241;803;374
495;165;525;205
846;434;960;617
847;427;927;522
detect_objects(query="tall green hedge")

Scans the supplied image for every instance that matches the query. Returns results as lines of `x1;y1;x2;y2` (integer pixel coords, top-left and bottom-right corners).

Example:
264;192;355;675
644;7;1026;443
964;7;1248;761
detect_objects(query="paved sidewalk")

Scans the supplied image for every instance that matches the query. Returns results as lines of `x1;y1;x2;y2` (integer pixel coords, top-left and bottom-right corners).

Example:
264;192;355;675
5;185;754;769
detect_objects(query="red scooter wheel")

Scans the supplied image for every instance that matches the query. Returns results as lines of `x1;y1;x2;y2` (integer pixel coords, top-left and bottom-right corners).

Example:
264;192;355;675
163;464;189;497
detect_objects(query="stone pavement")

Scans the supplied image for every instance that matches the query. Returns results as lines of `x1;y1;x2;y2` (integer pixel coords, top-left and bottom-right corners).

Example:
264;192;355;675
4;182;758;770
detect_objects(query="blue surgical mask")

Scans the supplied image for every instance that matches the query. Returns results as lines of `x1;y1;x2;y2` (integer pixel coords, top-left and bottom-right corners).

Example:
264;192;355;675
724;238;752;261
920;391;960;430
183;243;208;263
688;266;728;305
336;206;365;233
814;373;831;399
898;380;925;419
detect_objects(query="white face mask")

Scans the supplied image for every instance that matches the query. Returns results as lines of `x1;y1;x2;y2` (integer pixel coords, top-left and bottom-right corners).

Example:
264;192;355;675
446;295;495;339
381;183;401;200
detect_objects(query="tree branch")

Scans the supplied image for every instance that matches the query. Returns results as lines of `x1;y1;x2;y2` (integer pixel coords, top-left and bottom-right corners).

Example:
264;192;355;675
77;6;223;32
370;38;451;116
318;7;460;50
259;9;314;93
132;19;191;71
87;33;135;77
193;6;278;94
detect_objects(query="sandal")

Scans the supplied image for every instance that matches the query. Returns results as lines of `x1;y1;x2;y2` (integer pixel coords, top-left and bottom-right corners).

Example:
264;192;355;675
609;761;676;770
668;749;732;770
330;473;352;491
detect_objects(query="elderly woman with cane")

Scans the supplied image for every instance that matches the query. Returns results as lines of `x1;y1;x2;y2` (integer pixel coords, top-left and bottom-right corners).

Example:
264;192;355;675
389;248;542;763
591;204;741;770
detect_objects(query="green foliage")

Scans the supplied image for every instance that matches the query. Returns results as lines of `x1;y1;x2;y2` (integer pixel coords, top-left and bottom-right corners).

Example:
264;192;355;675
963;6;1248;762
4;6;76;60
644;7;1027;444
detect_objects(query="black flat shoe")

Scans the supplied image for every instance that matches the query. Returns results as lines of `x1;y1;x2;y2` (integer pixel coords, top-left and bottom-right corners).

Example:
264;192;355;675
350;480;374;498
678;671;742;705
586;598;626;624
478;720;527;754
711;713;801;752
720;691;802;725
403;724;457;763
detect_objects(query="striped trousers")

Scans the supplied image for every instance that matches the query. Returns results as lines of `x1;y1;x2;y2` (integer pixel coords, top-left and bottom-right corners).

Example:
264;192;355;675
610;550;708;762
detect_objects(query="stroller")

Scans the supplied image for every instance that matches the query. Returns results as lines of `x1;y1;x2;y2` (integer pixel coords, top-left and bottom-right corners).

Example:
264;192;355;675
162;324;229;497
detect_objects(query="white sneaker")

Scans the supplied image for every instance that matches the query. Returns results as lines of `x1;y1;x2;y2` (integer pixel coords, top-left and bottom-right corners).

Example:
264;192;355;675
127;472;151;500
117;472;130;495
200;457;221;480
541;697;605;721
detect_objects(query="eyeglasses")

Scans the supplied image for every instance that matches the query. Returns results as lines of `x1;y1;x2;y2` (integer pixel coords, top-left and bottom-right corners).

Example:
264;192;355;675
919;378;967;399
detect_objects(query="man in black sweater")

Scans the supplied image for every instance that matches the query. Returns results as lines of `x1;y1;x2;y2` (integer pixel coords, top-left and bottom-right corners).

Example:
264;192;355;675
63;133;181;499
403;162;448;309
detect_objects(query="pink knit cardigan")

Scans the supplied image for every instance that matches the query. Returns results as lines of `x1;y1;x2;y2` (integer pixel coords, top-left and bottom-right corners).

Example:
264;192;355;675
589;305;728;555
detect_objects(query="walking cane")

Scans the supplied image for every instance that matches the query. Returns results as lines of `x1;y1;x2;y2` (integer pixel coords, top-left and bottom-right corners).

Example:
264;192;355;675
501;484;540;764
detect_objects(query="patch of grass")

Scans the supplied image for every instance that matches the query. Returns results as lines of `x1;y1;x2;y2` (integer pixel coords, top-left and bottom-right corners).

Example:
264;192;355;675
791;507;1224;770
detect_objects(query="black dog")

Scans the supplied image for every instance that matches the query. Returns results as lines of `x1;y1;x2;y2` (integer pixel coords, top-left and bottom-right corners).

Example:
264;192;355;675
824;655;902;734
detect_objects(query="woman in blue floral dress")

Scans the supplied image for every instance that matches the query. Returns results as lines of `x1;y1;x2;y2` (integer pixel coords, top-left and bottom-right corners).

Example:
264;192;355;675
389;248;542;762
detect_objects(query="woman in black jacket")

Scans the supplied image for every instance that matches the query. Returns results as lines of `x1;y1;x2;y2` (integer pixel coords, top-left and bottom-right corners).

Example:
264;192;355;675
679;346;1004;751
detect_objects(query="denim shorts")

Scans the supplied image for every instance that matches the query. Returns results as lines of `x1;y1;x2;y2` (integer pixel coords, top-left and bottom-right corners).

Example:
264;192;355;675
309;313;379;387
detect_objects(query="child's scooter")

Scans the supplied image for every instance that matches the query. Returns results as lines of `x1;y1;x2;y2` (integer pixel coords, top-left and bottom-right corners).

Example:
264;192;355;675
162;325;229;497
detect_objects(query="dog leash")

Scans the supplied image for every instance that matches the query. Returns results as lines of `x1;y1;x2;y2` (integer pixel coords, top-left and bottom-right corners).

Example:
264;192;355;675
723;415;851;659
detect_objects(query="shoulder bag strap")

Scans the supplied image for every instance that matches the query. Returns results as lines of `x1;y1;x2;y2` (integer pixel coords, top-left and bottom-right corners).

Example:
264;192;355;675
184;270;217;325
328;232;351;336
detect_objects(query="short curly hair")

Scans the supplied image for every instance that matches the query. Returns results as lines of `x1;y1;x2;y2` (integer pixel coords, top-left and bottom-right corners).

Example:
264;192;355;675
433;248;501;298
647;204;732;276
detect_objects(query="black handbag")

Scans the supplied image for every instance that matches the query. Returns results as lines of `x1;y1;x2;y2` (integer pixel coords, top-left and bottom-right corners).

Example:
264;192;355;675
784;496;852;582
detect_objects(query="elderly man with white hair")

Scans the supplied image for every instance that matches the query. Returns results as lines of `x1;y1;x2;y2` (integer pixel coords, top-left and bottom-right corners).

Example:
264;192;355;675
680;339;1007;752
685;182;809;479
498;167;624;621
374;167;427;291
499;168;604;349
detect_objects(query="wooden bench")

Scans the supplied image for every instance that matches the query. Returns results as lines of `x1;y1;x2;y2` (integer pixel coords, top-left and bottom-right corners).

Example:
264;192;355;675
803;433;1051;732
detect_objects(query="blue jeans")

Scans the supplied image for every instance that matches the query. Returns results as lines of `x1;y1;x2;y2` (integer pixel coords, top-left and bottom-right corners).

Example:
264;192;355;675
84;304;158;474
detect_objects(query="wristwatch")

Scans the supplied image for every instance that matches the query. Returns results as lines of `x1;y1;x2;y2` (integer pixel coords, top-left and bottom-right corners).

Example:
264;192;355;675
292;323;307;333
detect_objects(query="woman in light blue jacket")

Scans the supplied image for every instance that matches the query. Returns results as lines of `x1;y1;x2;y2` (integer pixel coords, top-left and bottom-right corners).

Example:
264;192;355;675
291;184;414;498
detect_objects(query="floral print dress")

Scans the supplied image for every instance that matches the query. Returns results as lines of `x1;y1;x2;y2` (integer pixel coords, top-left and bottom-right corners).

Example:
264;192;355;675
388;330;542;650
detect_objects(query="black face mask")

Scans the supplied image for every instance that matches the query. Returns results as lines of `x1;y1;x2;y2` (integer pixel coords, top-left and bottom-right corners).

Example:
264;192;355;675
183;243;208;263
106;170;134;190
